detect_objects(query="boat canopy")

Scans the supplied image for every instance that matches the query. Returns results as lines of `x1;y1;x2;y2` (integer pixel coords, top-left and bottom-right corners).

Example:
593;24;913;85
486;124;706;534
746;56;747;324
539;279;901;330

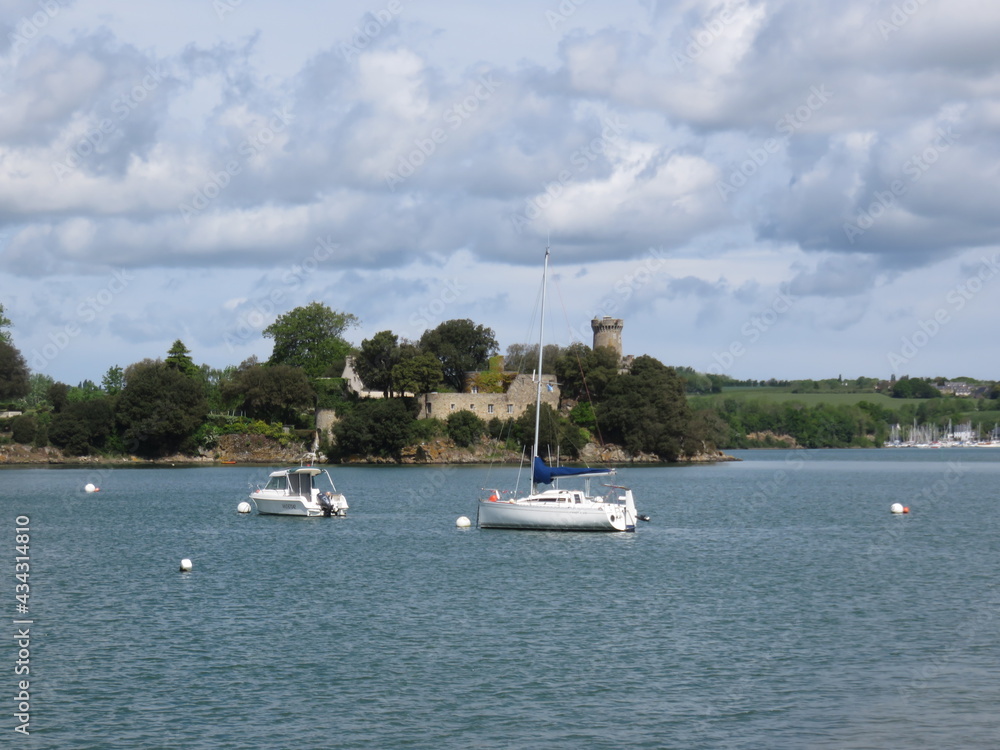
532;456;614;485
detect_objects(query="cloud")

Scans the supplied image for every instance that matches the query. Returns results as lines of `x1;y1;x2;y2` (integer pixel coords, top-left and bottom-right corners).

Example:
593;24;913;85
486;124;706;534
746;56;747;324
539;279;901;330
1;1;998;382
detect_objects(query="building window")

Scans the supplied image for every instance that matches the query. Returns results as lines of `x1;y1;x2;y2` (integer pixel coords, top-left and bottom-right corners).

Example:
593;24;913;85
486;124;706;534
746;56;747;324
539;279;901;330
507;404;514;414
426;402;432;414
450;403;455;410
470;404;475;410
471;386;478;394
488;404;494;414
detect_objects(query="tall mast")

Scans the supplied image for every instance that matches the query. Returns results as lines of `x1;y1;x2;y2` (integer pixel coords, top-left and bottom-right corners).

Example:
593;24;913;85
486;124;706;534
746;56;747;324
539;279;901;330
531;246;550;484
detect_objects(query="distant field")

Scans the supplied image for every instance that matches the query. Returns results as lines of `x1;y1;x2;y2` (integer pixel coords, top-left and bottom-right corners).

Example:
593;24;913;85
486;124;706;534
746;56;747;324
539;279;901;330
691;388;1000;427
691;388;926;408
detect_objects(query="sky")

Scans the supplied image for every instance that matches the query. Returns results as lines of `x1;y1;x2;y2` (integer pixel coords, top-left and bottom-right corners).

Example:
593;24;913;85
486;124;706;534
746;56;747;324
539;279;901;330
1;0;999;386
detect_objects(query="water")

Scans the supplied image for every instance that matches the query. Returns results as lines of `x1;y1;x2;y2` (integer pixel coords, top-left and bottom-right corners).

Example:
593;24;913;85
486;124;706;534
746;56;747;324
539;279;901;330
4;449;1000;749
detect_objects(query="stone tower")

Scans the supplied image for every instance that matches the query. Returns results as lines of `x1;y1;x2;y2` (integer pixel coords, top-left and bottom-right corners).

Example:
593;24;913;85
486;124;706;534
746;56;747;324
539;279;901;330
591;316;623;358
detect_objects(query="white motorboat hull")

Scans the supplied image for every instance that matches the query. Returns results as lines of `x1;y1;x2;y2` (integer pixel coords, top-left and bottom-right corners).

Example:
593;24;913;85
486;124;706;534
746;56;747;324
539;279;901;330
252;492;348;517
478;496;635;532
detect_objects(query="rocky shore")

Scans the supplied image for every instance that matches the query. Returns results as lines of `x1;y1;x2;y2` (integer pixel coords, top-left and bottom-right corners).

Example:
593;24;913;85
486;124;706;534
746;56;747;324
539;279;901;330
1;434;738;466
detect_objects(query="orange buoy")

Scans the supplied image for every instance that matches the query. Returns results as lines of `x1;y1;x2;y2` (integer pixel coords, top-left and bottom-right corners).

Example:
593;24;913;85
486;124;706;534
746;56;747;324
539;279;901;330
903;506;910;514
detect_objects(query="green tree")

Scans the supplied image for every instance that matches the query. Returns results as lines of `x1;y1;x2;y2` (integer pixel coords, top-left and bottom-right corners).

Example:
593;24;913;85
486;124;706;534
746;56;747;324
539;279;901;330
47;382;70;413
598;356;692;460
0;340;30;402
392;350;444;395
552;342;620;403
503;343;561;375
419;319;498;391
514;402;587;459
220;364;315;424
0;302;11;345
17;373;55;410
11;414;37;445
67;380;104;402
116;362;209;456
264;302;358;378
165;340;200;379
50;398;115;456
354;330;400;397
102;365;125;395
202;364;237;412
446;410;485;447
891;378;940;399
332;398;414;458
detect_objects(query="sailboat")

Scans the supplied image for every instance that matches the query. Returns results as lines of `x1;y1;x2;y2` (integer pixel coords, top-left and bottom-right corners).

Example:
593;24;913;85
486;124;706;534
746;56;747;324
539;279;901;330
476;247;645;532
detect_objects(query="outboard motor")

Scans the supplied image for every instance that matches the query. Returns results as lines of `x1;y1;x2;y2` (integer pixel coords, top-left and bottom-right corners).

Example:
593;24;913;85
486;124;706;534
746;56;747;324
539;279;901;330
318;492;334;517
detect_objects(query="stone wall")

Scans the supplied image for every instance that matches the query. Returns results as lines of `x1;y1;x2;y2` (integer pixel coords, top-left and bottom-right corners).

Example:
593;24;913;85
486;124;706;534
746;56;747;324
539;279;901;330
418;373;559;420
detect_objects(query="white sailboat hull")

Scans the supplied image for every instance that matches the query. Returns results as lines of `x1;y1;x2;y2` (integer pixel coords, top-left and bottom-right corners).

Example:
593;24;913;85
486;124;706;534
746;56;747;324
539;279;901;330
478;493;636;532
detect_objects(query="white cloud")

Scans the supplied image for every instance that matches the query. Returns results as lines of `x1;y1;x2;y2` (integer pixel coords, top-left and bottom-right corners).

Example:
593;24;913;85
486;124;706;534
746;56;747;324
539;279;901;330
0;0;998;383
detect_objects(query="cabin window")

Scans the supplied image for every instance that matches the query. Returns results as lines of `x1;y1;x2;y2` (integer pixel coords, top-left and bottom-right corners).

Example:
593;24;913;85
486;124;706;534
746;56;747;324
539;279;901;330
264;476;288;491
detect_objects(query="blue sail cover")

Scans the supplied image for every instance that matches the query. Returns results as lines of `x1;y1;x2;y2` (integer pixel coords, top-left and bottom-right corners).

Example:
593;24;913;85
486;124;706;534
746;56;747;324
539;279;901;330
532;456;614;485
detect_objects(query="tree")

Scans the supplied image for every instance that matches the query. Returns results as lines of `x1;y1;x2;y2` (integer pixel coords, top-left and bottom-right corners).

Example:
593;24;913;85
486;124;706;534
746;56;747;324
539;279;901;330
891;378;940;399
552;342;620;403
0;340;30;402
419;319;498;391
0;302;11;345
102;366;125;395
598;355;692;460
11;414;37;445
392;350;443;395
47;382;70;413
354;330;400;397
50;398;115;456
17;373;55;410
220;364;315;424
332;398;414;458
446;410;485;447
116;361;209;456
67;380;104;402
165;340;200;379
504;343;561;375
264;302;358;377
514;402;587;459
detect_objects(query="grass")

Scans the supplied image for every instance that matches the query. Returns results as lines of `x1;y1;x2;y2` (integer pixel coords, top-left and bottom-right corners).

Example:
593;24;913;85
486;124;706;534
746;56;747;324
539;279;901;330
691;387;926;408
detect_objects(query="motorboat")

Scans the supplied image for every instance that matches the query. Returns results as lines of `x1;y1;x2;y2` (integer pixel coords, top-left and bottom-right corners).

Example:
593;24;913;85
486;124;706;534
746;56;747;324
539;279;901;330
249;464;348;517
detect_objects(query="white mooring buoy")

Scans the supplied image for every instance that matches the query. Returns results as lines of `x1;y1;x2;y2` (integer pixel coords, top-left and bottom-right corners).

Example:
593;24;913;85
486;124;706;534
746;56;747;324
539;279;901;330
456;516;472;528
890;503;904;514
84;483;98;493
237;501;252;514
179;558;193;572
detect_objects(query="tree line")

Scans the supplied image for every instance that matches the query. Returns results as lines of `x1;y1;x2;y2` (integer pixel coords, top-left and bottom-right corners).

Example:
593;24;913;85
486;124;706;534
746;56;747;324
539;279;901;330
0;299;707;461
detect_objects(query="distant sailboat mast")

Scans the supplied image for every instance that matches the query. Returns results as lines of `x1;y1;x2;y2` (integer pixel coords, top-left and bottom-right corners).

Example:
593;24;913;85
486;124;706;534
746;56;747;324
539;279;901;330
531;246;550;493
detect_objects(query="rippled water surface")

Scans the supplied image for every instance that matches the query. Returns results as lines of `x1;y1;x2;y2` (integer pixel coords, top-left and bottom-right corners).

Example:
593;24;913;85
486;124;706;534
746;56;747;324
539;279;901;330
4;449;1000;749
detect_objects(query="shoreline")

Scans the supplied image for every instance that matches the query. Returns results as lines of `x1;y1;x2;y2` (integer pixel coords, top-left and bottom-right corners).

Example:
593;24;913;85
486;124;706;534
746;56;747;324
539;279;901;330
0;444;740;467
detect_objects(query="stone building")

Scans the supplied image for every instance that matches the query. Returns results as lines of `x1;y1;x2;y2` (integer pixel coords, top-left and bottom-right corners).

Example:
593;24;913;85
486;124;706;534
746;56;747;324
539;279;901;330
591;316;623;358
419;372;559;421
